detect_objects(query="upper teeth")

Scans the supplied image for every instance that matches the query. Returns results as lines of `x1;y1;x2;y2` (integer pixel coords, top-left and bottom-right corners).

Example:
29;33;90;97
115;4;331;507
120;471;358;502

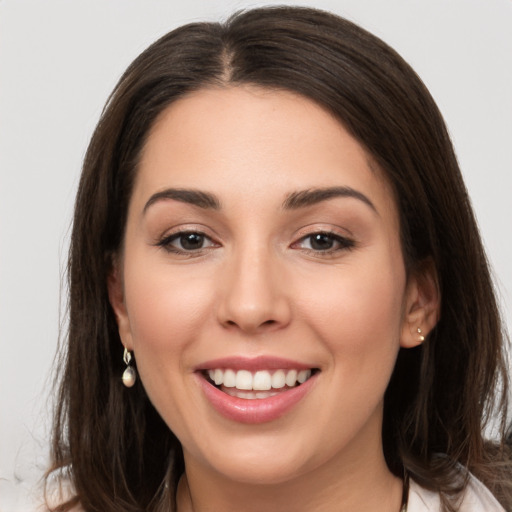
207;368;312;391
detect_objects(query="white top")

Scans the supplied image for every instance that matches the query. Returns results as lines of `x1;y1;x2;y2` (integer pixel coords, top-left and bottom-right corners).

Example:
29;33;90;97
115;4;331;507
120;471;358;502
409;474;505;511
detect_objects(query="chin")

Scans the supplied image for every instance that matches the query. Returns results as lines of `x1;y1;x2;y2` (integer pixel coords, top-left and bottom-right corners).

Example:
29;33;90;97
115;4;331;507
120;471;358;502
207;453;312;486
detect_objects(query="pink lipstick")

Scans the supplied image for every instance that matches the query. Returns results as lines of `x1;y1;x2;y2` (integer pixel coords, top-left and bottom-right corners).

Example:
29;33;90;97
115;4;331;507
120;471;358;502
195;356;319;424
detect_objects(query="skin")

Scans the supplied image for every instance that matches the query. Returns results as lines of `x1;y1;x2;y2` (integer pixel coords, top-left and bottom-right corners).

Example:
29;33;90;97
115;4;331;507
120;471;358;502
109;86;439;512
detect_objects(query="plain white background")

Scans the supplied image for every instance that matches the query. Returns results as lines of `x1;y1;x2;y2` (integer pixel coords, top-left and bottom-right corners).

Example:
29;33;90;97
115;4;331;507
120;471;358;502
1;1;511;510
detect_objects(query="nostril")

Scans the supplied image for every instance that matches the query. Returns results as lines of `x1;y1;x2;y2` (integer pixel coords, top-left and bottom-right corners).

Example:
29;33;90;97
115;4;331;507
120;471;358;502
222;318;278;331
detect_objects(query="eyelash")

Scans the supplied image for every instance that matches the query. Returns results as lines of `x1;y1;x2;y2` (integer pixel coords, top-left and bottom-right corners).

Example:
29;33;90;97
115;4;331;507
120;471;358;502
292;231;355;255
156;230;355;257
156;231;217;256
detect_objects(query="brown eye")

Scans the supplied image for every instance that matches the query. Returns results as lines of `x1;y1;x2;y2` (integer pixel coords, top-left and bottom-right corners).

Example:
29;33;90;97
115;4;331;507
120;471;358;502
309;233;336;250
296;232;354;252
177;233;206;250
158;231;216;253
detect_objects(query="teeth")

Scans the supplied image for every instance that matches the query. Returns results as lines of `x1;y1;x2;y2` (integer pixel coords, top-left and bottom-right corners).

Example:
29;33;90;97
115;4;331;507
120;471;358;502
223;389;280;399
223;369;236;388
214;369;223;385
205;368;313;391
285;369;298;386
253;370;272;390
271;370;286;389
298;369;309;383
235;370;253;390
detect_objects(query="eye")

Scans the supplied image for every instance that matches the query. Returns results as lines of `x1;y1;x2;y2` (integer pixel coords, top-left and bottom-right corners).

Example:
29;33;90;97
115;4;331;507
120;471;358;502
294;232;354;253
158;231;217;254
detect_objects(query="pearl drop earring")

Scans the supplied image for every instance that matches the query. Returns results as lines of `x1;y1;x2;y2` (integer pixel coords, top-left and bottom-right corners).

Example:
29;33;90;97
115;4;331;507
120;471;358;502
122;347;137;387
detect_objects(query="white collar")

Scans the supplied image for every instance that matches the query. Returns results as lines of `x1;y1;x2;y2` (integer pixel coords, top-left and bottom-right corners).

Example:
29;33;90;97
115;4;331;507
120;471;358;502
408;473;504;511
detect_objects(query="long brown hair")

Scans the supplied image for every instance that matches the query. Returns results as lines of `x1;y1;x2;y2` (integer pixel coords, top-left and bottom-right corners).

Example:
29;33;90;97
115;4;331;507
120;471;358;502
47;6;511;511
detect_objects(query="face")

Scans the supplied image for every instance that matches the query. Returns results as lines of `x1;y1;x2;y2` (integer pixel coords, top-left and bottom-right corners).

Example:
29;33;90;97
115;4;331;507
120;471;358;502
110;86;425;486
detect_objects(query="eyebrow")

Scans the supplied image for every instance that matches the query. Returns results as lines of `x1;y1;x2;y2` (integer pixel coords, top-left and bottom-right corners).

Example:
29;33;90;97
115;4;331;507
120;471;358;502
143;185;377;215
283;186;377;213
143;188;221;213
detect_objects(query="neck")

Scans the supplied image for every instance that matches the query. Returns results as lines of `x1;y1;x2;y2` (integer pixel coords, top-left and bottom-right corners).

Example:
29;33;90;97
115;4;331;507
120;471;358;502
177;438;403;512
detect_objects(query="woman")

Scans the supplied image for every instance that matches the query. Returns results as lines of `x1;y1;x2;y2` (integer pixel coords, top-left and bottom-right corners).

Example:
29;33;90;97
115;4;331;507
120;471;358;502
47;6;511;512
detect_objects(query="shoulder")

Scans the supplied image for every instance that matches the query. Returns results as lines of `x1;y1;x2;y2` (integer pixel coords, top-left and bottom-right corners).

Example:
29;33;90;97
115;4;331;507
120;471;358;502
408;472;505;512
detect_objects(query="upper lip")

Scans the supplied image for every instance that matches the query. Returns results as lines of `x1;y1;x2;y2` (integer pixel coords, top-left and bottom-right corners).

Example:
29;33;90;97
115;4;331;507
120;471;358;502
196;356;315;372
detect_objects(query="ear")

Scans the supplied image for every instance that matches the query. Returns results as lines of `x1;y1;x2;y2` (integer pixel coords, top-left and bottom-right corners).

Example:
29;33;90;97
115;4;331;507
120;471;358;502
400;259;440;348
107;257;134;351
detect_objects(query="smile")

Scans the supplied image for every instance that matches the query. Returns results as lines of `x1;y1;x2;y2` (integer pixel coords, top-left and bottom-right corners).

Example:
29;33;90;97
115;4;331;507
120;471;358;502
196;358;319;423
206;368;313;399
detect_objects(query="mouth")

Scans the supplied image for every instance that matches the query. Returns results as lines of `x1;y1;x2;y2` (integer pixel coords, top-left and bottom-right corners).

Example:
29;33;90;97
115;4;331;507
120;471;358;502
202;368;318;399
195;357;320;423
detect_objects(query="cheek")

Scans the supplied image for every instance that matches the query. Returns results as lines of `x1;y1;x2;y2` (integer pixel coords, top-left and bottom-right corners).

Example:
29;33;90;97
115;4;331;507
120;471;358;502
305;261;404;340
273;258;407;462
122;257;214;383
348;272;404;341
300;254;406;393
121;260;219;440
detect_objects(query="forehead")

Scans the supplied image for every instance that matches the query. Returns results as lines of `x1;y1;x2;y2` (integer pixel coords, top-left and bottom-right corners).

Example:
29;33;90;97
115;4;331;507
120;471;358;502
133;85;397;219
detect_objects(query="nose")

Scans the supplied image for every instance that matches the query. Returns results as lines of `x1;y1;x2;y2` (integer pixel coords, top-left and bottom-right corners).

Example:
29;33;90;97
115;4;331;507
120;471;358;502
216;247;292;335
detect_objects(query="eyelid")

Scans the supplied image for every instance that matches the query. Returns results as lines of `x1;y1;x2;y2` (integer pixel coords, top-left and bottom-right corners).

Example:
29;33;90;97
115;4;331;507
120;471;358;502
292;221;354;238
153;223;218;243
163;232;215;247
154;225;221;256
290;226;356;254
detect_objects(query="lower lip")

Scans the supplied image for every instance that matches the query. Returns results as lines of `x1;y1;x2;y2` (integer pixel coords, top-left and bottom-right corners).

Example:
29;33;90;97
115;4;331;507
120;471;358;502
197;372;318;424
